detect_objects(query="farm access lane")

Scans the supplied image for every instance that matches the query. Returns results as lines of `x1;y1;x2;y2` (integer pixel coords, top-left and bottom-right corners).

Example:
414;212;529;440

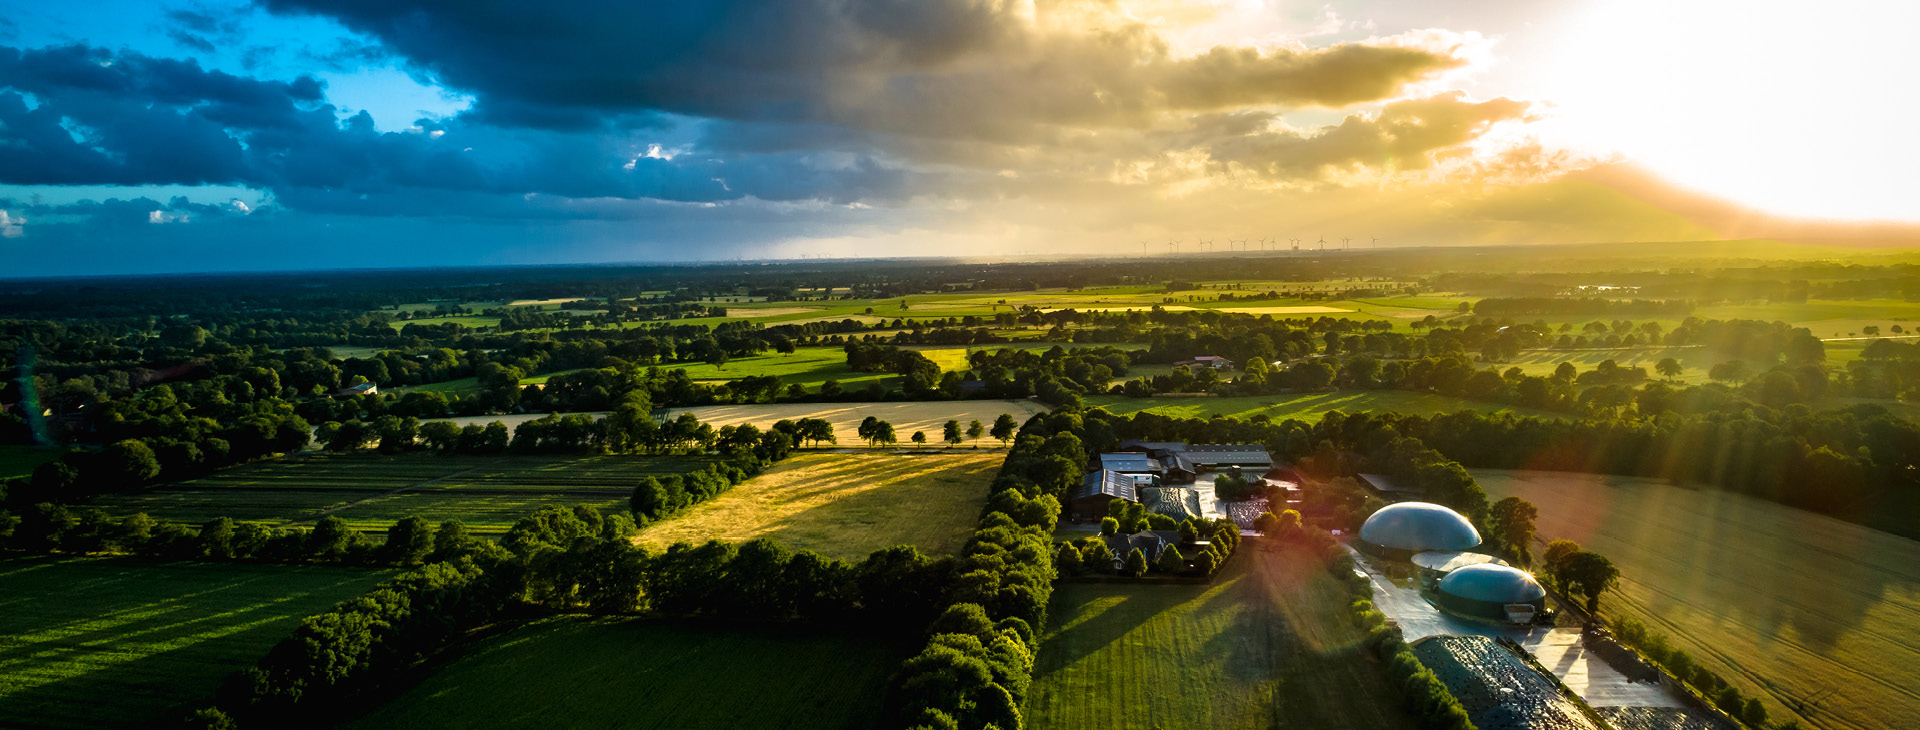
1349;546;1686;710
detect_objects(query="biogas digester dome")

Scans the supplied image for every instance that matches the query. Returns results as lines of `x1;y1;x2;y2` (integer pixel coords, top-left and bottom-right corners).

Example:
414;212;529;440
1357;502;1481;558
1434;563;1548;620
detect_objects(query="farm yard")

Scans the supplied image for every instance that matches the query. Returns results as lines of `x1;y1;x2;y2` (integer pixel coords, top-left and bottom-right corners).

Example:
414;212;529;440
1475;469;1920;730
342;616;904;730
661;399;1050;446
0;557;391;730
92;453;713;536
1022;546;1419;730
632;452;1000;560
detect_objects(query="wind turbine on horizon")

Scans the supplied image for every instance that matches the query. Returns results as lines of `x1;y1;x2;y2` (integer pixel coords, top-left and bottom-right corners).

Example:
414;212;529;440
1341;236;1351;251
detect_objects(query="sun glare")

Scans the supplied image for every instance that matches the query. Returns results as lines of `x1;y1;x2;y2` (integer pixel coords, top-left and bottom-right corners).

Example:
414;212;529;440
1539;0;1920;221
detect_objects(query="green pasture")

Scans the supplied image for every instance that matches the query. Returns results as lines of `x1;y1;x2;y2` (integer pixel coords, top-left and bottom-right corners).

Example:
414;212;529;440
1086;391;1557;422
90;453;715;536
344;616;905;730
0;557;390;730
1024;546;1418;730
668;347;895;392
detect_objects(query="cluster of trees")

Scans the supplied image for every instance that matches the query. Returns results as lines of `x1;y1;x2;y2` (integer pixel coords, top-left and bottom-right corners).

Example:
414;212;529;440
629;461;766;523
0;504;478;569
896;411;1084;730
1539;539;1620;613
843;342;943;393
1062;512;1241;578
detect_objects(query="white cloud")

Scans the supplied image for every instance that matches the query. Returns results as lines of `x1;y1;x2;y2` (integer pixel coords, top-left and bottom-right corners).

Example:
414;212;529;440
0;210;23;238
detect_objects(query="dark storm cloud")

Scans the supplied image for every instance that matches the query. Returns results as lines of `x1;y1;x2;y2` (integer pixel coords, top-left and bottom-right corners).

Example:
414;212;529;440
0;44;926;213
260;0;1464;139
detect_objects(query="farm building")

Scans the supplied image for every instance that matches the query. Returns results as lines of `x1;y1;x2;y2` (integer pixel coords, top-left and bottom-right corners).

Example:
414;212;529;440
1356;472;1422;501
1114;440;1187;458
334;382;379;397
1070;469;1143;521
1097;452;1164;476
1432;564;1548;624
1172;355;1235;370
1140;486;1203;521
1184;444;1273;471
1410;635;1601;730
1357;502;1481;559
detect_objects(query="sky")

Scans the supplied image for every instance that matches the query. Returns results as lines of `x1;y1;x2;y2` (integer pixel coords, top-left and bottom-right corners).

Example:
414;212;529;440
1;0;1916;275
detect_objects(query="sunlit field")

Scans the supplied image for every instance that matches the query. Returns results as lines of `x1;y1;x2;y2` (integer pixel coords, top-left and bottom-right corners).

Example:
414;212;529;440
0;557;390;730
632;452;999;561
1477;469;1920;730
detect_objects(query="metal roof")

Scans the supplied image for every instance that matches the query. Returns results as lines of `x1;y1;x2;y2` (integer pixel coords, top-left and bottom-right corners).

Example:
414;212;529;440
1358;501;1482;552
1438;564;1547;603
1098;453;1163;474
1411;550;1508;573
1183;444;1273;466
1073;470;1140;502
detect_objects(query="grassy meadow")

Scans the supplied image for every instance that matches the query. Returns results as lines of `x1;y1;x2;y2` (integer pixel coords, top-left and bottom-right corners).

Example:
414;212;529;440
1475;469;1920;730
342;616;905;730
632;452;1000;560
1023;545;1418;730
0;557;390;730
92;452;712;536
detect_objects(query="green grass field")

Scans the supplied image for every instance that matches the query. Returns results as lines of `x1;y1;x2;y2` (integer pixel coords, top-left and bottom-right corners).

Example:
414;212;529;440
1475;469;1920;730
343;616;905;730
1085;391;1558;422
633;452;999;561
1024;545;1419;730
0;557;390;730
91;453;713;536
0;445;64;479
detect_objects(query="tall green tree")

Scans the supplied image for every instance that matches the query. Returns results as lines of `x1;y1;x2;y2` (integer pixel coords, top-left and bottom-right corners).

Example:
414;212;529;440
990;413;1018;446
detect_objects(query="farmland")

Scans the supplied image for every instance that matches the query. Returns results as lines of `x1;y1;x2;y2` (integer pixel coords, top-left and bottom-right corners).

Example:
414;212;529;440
92;453;713;535
0;557;390;730
1023;545;1419;730
632;452;1000;560
343;616;905;730
661;399;1050;446
1475;469;1920;730
1085;391;1557;422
